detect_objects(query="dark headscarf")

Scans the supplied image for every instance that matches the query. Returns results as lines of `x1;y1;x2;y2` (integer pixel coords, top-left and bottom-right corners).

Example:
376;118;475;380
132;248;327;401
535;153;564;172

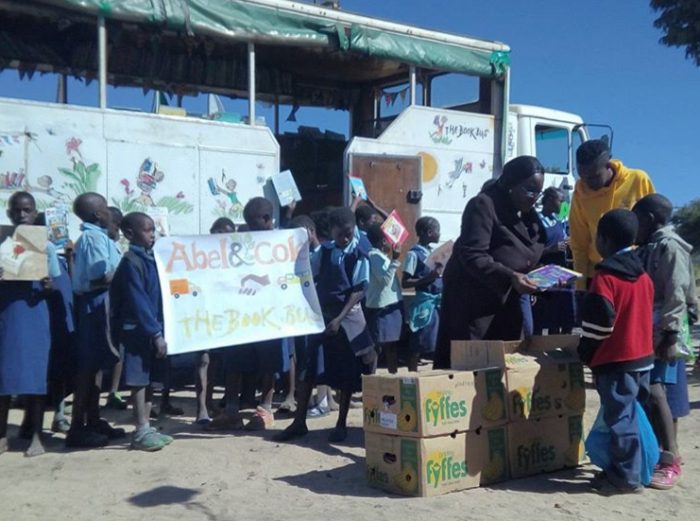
497;156;545;189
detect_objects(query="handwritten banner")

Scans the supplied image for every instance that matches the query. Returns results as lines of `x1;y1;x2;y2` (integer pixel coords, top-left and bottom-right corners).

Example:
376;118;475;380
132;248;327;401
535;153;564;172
154;229;325;355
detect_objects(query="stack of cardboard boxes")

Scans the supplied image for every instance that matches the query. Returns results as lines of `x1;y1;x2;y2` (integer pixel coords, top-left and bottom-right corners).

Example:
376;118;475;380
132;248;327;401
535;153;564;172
363;335;587;497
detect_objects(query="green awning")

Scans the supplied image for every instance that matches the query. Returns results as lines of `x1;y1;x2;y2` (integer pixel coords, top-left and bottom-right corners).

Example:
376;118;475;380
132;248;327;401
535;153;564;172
346;25;509;77
33;0;509;77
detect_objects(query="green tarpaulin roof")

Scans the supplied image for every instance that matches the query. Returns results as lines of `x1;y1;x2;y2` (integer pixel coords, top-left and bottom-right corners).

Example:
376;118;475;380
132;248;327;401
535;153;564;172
28;0;510;77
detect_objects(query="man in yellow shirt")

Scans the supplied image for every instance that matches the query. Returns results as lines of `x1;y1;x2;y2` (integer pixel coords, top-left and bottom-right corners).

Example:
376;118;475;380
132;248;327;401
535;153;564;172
569;140;655;288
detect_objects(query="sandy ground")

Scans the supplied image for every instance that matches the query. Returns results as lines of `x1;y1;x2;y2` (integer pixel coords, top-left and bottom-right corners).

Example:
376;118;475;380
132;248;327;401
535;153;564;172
2;333;699;521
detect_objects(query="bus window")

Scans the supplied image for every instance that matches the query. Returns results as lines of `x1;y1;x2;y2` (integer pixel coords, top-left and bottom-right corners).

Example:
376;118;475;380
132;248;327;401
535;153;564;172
572;128;585;179
430;73;479;110
535;125;569;175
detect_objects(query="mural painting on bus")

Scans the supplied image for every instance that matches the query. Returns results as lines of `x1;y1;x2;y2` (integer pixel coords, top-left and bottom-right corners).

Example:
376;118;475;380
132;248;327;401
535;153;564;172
1;134;101;210
208;169;244;221
111;157;193;216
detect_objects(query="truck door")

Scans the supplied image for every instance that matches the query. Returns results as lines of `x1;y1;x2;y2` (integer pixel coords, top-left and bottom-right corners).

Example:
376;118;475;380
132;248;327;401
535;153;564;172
349;154;422;251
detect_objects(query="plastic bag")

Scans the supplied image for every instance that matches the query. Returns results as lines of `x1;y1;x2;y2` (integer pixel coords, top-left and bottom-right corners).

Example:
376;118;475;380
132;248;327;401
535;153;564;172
585;402;659;486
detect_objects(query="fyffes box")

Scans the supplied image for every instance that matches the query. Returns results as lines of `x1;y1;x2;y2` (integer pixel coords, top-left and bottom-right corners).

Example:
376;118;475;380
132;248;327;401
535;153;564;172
506;349;585;422
364;432;471;496
362;369;506;438
507;413;585;479
365;427;509;496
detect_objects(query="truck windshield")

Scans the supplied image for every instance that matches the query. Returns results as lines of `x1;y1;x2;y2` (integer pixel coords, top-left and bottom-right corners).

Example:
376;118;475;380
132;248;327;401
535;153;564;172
535;125;569;175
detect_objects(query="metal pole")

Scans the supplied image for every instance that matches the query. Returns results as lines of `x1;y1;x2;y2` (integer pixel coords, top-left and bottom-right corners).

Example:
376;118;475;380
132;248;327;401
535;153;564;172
56;74;67;104
274;95;280;135
248;43;256;126
409;65;416;106
97;16;107;109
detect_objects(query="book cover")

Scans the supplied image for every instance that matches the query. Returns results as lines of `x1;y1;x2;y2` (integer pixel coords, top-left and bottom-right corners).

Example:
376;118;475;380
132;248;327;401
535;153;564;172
349;176;368;200
0;225;49;281
425;240;454;270
380;209;409;248
527;264;582;290
45;205;70;248
271;170;302;207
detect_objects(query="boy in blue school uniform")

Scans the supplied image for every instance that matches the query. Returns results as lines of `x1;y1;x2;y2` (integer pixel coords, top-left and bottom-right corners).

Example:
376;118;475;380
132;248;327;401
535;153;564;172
67;192;124;448
110;212;172;451
403;216;443;371
275;206;376;443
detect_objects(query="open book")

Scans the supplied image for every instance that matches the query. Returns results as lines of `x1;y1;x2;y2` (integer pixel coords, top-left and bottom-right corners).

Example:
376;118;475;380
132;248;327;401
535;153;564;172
425;240;454;270
526;264;582;290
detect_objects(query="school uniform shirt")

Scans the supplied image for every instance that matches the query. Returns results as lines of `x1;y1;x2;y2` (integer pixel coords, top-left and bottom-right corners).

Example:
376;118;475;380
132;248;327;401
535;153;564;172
72;223;122;294
110;245;164;339
538;211;568;267
366;248;402;309
569;159;654;285
578;249;654;374
311;235;369;314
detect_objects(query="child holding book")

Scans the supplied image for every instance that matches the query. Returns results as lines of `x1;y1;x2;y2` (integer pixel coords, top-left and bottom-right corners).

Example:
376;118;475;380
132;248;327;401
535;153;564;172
365;224;403;374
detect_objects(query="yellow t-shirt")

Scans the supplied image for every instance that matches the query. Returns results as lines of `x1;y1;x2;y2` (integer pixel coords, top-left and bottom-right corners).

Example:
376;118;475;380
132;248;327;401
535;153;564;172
569;159;655;287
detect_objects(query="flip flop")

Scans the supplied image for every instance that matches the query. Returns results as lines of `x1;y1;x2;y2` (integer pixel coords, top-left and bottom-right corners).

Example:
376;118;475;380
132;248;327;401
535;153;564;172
277;398;297;414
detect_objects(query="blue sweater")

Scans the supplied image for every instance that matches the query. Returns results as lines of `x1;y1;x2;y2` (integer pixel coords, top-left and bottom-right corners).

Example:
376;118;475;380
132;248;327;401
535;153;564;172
110;245;163;339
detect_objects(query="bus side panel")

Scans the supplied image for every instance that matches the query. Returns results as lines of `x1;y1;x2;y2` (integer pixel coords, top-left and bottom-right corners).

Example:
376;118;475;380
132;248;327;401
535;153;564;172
0;98;279;235
346;106;496;242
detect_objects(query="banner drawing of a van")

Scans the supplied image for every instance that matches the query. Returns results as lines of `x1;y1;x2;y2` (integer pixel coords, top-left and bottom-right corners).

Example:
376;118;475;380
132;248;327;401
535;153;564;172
169;279;202;298
277;272;313;290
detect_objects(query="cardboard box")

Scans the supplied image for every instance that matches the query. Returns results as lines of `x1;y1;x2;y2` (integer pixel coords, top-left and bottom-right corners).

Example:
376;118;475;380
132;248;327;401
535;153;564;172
507;413;586;479
451;335;585;422
365;426;509;496
505;349;585;422
362;369;506;438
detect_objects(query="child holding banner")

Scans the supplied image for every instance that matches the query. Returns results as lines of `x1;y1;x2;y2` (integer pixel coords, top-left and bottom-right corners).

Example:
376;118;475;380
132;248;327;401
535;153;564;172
207;198;284;431
110;212;172;451
67;193;125;449
275;206;375;443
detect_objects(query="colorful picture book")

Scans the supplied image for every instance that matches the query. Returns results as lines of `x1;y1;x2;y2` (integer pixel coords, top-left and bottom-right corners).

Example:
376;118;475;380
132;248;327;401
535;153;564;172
45;205;70;248
380;209;409;248
0;225;49;281
349;176;368;200
425;240;454;270
526;264;582;290
271;170;302;207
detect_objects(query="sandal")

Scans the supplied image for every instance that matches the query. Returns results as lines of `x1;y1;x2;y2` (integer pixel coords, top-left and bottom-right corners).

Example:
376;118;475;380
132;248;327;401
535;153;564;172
245;407;275;431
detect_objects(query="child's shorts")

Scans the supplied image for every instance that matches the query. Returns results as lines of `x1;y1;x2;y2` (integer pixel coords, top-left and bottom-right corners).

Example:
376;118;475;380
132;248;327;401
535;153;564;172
666;361;690;418
650;359;679;385
76;290;119;372
224;339;284;375
121;328;165;387
366;302;403;344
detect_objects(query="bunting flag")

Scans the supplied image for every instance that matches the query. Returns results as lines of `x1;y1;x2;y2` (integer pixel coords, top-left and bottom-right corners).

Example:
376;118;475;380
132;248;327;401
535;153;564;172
381;86;410;107
286;103;300;122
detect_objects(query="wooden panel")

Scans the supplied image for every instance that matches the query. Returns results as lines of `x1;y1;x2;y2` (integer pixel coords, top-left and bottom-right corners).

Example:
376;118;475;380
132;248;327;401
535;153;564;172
351;154;422;259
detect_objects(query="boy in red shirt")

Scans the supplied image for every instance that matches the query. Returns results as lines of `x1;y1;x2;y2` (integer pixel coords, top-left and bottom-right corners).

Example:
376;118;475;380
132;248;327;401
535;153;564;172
578;208;654;494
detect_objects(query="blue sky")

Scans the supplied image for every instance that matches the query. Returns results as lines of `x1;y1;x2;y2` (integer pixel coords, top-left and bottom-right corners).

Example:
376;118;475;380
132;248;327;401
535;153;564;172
1;0;698;206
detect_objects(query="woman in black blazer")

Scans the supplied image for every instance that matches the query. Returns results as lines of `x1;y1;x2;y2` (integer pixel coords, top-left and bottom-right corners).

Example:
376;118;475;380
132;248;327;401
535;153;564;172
433;156;546;369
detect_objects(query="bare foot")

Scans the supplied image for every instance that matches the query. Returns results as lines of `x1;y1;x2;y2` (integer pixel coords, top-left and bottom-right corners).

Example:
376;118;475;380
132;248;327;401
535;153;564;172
24;434;45;457
0;437;7;455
